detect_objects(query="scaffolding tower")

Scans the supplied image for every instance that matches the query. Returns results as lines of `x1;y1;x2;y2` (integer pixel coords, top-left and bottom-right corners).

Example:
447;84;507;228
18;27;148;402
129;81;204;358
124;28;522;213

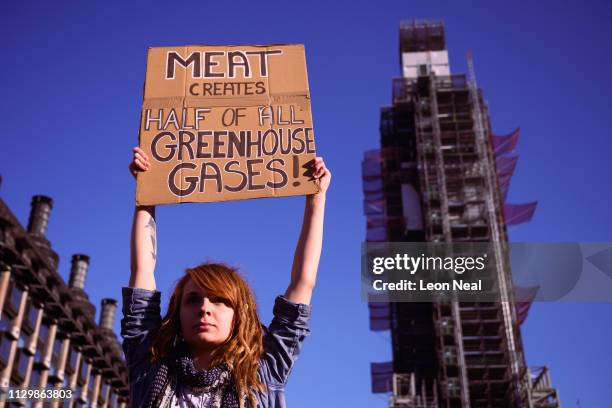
365;20;560;408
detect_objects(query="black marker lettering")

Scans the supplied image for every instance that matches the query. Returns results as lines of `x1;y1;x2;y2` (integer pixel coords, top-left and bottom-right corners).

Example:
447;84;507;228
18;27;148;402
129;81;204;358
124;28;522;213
198;162;222;193
305;127;315;153
212;131;227;158
262;129;279;155
204;51;225;78
167;51;200;79
178;131;195;160
203;83;213;96
255;81;266;94
227;131;246;158
151;132;177;162
291;128;306;154
247;159;265;190
245;50;283;76
266;158;288;189
168;163;198;196
196;131;212;159
228;51;250;78
224;160;247;192
189;83;199;96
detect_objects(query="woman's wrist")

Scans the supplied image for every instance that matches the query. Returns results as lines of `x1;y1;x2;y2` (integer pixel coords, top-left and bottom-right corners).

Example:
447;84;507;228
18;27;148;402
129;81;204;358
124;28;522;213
306;193;326;207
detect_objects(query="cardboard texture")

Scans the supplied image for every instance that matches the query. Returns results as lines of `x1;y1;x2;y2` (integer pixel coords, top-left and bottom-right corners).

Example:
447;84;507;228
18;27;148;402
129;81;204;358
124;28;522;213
136;44;319;205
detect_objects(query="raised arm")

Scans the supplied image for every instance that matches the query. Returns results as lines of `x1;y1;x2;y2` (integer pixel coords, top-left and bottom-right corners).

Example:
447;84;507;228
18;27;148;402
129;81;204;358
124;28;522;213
284;157;331;305
128;147;157;290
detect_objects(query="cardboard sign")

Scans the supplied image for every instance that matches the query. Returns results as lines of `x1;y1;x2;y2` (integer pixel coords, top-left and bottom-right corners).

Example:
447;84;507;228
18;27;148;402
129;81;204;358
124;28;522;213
136;44;318;205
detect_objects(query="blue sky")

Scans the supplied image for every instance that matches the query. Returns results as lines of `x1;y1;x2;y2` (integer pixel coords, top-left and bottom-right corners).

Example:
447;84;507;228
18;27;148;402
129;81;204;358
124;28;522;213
1;0;611;406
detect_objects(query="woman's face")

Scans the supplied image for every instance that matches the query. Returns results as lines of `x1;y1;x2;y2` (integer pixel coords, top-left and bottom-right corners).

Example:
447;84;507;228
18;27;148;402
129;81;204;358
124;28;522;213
179;278;235;351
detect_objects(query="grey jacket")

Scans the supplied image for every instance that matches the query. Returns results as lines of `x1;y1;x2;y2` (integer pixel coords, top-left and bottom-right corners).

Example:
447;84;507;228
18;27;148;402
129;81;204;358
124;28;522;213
120;287;311;408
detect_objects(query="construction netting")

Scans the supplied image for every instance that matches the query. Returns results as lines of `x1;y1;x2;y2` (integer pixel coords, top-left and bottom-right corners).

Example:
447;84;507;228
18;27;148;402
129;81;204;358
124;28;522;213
370;361;394;393
491;127;538;226
491;127;519;156
362;149;386;242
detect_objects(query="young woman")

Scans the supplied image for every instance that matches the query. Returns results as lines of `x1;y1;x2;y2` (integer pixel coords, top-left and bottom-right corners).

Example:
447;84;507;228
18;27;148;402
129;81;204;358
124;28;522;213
122;147;331;408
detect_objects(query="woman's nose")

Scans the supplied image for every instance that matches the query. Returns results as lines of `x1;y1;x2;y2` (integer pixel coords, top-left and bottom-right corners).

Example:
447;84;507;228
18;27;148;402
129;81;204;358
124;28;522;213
200;297;213;315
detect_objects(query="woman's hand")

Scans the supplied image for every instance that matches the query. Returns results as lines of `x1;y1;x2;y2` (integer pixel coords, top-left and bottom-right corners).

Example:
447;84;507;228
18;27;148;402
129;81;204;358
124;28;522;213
311;156;331;196
128;146;151;179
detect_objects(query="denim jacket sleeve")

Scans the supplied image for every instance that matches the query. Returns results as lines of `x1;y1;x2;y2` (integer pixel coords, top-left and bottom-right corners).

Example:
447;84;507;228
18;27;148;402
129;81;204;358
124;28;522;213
120;287;162;406
260;295;311;387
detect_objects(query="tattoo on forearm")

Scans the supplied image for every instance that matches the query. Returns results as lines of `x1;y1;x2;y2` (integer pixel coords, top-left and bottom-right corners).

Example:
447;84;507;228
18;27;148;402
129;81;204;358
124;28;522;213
146;217;157;261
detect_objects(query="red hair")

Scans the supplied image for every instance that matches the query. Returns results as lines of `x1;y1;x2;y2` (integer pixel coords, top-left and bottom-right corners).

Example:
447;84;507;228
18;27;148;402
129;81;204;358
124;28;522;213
151;263;265;407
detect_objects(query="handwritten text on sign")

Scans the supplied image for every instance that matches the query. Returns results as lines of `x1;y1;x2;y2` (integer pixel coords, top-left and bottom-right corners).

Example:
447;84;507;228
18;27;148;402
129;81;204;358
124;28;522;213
136;45;318;205
143;105;314;196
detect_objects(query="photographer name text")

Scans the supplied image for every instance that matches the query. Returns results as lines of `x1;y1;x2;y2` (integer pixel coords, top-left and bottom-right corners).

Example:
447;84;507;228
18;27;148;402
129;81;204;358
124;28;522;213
372;279;482;292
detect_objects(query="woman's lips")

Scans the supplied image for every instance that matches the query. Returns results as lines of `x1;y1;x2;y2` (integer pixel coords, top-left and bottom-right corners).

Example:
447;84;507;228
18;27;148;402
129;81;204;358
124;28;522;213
195;323;215;332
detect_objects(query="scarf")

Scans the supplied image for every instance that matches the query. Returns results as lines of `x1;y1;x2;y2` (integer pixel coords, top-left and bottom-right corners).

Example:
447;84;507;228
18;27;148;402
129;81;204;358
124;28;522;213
144;343;240;408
